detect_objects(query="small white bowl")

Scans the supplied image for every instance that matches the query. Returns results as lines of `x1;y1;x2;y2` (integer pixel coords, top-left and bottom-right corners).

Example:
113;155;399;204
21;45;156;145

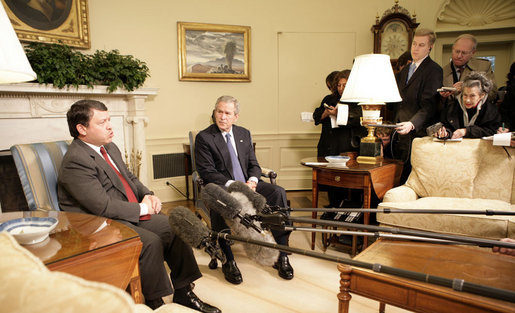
0;217;58;245
325;155;350;165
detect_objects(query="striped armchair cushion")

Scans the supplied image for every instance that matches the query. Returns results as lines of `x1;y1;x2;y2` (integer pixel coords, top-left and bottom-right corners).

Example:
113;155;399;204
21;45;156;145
10;141;69;211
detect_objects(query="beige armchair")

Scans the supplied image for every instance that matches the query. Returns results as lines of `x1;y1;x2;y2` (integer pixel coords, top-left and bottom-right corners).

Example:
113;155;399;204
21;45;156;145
378;137;515;239
0;232;196;313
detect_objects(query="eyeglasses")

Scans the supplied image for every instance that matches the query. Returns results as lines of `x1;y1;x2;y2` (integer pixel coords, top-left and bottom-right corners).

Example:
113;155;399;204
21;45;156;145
452;49;473;56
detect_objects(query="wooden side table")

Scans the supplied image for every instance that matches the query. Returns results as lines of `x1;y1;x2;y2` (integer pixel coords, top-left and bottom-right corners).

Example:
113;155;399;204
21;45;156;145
301;158;402;253
0;211;143;303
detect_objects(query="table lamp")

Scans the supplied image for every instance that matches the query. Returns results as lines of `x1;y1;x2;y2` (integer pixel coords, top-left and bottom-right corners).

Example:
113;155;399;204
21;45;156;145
0;2;36;83
340;54;401;164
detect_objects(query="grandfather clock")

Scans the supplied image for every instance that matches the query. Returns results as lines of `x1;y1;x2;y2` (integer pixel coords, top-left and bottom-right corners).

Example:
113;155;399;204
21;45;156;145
372;1;419;67
372;0;418;123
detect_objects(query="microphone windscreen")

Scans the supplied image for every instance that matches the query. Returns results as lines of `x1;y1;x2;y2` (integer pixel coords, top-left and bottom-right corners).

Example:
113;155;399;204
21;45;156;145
169;206;210;249
229;192;279;266
227;181;267;213
202;183;242;219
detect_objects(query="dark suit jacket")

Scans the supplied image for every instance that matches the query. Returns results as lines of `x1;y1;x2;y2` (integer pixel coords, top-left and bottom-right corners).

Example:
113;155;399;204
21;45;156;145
394;56;443;137
58;139;151;224
441;96;501;138
195;124;261;186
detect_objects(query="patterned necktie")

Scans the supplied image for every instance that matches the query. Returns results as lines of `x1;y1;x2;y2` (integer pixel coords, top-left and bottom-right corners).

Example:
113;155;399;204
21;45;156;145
100;146;138;203
406;62;416;83
225;133;246;182
456;66;463;80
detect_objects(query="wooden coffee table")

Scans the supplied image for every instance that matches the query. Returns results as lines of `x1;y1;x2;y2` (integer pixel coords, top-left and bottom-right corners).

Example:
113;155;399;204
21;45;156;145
0;211;143;303
337;239;515;313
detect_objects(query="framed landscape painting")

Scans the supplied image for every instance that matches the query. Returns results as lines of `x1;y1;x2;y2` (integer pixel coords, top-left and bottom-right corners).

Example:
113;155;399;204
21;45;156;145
177;22;250;82
1;0;90;49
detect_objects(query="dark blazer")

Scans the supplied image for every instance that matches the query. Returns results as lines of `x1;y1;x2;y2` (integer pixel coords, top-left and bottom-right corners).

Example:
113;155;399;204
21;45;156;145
313;94;365;157
441;96;501;138
394;56;443;137
195;124;261;186
58;139;151;224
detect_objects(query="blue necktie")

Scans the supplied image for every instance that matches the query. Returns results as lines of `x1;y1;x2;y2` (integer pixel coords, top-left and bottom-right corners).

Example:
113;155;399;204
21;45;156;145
226;133;246;182
406;62;416;83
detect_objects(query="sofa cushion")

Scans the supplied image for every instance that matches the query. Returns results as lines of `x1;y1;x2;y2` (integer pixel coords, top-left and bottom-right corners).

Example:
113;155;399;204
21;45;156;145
378;197;515;239
406;137;482;199
473;140;514;203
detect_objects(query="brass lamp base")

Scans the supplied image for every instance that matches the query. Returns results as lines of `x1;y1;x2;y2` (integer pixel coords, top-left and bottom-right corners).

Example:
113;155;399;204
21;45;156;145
357;137;383;164
357;155;384;164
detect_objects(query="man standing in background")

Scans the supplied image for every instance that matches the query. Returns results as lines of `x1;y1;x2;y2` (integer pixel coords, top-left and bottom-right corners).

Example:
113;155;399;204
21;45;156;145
440;34;496;99
392;28;443;183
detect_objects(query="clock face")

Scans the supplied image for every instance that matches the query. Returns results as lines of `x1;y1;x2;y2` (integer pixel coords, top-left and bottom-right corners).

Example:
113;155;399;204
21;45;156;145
380;21;409;59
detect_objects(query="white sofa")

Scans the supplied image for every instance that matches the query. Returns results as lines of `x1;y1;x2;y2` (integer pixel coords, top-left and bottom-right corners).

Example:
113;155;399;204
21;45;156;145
0;232;196;313
378;137;515;239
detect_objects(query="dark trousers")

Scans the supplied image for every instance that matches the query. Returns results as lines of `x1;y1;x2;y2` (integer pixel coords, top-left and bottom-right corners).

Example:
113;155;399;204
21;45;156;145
211;180;290;261
396;132;415;184
119;214;202;300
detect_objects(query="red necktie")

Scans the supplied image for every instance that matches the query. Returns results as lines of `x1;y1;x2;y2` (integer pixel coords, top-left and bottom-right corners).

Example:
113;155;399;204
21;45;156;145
100;147;150;220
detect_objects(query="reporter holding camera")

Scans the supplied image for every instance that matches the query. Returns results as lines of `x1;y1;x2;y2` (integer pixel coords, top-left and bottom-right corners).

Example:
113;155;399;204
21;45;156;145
433;71;501;140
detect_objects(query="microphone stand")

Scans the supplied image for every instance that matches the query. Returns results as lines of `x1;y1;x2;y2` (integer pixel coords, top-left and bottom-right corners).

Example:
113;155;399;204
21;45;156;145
215;232;515;304
269;206;515;216
252;212;515;249
288;217;515;249
286;226;475;245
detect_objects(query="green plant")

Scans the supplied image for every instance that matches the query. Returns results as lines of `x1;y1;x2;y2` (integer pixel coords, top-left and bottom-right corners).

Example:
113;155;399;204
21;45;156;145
24;43;150;92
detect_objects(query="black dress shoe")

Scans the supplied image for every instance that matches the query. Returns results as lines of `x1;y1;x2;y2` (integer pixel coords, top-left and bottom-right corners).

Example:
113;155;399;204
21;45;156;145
273;255;294;280
145;297;164;310
222;260;243;284
174;290;221;313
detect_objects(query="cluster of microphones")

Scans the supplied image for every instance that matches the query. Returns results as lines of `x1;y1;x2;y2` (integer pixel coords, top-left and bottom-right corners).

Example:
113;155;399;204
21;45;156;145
168;181;515;303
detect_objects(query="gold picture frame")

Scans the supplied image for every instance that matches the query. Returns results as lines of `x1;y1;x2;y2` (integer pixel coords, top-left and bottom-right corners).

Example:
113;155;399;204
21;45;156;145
1;0;90;49
177;22;250;82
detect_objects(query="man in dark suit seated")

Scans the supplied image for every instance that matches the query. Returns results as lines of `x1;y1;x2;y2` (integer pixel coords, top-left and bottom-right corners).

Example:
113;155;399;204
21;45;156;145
195;95;293;284
392;28;443;183
58;99;220;313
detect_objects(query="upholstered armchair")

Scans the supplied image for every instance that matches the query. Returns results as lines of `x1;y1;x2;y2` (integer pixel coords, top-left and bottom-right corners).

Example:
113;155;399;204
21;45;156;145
10;141;70;211
378;137;515;240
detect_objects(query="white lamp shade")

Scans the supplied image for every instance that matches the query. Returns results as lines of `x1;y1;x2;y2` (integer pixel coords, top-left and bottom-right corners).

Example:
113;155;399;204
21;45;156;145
0;3;36;84
340;54;401;103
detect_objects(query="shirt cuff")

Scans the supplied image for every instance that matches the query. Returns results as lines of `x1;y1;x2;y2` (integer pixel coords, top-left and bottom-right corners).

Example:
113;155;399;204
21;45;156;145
225;180;235;188
248;177;258;183
140;203;148;216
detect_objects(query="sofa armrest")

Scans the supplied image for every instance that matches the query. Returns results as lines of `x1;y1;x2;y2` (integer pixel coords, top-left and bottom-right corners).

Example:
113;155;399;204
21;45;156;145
382;185;419;203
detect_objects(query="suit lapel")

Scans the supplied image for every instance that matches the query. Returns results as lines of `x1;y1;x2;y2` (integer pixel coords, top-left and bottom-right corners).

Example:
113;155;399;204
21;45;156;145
81;142;127;197
403;57;430;89
211;126;234;178
398;66;409;90
104;144;138;198
233;126;247;175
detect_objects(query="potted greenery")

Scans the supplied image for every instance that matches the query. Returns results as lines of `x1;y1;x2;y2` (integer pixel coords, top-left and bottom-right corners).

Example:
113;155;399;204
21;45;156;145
24;43;150;92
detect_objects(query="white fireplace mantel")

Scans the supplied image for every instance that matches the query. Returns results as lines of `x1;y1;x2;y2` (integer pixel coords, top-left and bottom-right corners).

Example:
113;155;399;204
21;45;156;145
0;83;158;185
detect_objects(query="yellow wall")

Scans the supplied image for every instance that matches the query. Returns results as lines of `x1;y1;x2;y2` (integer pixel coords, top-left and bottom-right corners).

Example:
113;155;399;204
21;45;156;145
85;0;513;200
88;0;446;138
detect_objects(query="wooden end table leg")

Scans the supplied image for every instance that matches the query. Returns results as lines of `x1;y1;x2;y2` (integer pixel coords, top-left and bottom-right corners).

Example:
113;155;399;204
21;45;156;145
362;177;371;249
337;264;352;313
311;169;319;250
379;302;386;313
128;262;143;303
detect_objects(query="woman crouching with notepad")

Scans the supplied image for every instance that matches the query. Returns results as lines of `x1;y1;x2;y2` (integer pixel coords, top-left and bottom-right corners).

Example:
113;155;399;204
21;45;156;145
435;72;501;140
